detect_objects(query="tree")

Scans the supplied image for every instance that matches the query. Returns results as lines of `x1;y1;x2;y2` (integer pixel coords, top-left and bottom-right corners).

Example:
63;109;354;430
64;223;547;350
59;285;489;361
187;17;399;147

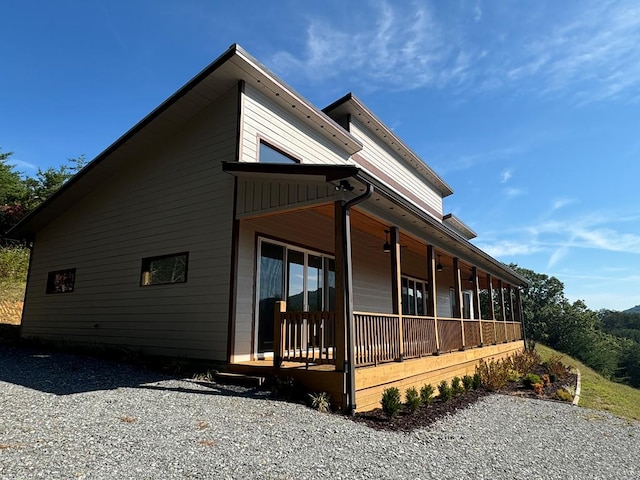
1;153;86;234
0;149;24;205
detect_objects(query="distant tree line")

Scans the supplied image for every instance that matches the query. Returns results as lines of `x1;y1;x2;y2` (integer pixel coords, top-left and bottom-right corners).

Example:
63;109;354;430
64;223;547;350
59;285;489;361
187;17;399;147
513;264;640;388
0;147;86;238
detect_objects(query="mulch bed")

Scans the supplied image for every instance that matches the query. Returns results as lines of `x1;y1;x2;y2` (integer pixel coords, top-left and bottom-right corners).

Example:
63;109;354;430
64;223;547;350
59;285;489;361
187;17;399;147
351;370;578;432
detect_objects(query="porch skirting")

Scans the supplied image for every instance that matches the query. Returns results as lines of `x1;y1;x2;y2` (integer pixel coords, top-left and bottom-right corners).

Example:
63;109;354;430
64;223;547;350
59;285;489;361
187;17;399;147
354;341;524;411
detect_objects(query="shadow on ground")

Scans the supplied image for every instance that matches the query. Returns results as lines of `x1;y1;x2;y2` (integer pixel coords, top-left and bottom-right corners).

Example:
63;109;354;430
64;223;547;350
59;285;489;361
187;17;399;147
0;339;269;400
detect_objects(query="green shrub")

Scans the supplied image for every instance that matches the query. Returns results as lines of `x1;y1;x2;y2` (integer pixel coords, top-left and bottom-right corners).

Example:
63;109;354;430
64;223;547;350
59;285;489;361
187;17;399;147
404;387;421;413
554;388;573;402
523;373;542;389
381;387;402;418
472;372;482;390
420;384;435;406
308;391;331;412
462;375;474;392
451;376;464;396
438;380;452;401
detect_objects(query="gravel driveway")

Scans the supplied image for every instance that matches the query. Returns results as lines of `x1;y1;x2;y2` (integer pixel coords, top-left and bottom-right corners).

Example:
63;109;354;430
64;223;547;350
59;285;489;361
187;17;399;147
1;344;639;479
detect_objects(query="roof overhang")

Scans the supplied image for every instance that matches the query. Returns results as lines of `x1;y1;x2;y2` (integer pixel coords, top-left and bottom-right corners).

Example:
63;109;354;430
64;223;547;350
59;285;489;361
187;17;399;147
8;44;363;239
222;162;528;287
324;93;454;198
222;161;361;183
443;213;477;240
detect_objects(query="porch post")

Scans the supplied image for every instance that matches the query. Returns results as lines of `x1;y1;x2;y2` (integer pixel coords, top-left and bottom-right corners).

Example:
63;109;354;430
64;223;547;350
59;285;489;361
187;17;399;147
508;284;515;322
453;257;465;349
498;279;507;342
486;273;497;344
472;267;483;346
426;245;440;354
390;227;404;361
515;287;525;342
273;301;286;367
334;201;348;372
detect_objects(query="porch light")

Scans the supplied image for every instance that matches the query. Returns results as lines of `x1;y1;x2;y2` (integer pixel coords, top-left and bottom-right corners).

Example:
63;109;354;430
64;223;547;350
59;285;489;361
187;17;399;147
383;230;391;253
436;255;443;272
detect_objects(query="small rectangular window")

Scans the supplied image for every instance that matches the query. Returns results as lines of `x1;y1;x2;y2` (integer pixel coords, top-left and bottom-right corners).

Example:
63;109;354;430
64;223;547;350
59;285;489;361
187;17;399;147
46;269;76;294
140;252;188;286
259;141;299;164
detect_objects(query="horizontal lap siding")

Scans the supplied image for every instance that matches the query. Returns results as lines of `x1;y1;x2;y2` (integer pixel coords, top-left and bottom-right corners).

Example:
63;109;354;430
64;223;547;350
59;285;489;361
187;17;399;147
349;120;443;216
236;179;335;217
21;87;239;361
241;85;352;165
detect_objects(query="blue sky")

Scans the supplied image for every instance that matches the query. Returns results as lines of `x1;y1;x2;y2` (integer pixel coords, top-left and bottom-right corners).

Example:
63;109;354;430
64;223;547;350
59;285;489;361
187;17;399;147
2;1;640;311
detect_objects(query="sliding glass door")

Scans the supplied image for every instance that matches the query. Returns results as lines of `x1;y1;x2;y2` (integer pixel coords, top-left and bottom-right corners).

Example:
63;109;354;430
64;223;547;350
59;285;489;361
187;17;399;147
256;239;335;353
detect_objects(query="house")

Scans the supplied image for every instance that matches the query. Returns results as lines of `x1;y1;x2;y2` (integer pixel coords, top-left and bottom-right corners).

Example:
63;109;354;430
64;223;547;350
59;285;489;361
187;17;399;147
9;44;528;412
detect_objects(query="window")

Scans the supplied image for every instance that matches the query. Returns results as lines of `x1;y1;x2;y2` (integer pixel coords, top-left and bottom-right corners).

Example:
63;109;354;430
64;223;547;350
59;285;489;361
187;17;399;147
46;269;76;294
259;141;299;164
402;276;427;316
140;252;188;286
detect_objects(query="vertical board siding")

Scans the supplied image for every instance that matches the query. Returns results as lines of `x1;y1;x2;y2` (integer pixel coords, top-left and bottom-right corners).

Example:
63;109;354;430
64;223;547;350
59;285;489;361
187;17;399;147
21;88;240;361
241;85;352;165
349;119;443;216
236;179;335;217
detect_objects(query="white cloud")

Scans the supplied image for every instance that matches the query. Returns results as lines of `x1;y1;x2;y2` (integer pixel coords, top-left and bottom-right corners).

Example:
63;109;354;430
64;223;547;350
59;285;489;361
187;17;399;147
7;159;37;172
551;198;576;211
547;247;569;268
269;0;640;103
474;240;542;258
504;187;524;198
500;169;511;183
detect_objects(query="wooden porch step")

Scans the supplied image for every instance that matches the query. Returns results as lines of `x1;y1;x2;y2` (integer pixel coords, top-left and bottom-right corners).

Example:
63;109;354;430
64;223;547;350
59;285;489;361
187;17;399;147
214;371;265;387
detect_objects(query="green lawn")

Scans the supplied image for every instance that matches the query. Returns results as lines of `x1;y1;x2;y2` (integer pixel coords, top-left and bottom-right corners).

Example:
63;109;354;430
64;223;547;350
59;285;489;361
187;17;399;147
536;343;640;422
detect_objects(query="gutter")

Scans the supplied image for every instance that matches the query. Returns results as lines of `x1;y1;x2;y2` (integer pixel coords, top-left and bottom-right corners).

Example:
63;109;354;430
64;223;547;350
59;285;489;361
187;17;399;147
342;181;373;415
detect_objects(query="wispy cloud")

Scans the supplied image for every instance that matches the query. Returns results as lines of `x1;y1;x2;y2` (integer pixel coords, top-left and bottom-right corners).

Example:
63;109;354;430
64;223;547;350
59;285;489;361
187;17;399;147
270;0;640;103
7;159;37;172
500;169;512;183
504;187;524;198
271;1;474;92
551;198;576;211
475;240;542;257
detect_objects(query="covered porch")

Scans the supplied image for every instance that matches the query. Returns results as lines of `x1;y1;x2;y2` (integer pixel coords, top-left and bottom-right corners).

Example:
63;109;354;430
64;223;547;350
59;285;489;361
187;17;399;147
224;162;528;412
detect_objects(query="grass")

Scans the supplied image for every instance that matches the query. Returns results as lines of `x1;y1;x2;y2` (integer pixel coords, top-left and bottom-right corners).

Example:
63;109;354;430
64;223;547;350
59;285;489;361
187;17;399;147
536;343;640;422
0;246;28;304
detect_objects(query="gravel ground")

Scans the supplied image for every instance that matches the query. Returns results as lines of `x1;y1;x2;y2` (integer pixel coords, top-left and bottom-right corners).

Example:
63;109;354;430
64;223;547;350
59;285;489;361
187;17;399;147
1;344;639;479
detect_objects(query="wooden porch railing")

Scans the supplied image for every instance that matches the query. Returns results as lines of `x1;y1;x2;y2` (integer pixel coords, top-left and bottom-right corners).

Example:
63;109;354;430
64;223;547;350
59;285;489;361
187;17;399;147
274;306;523;368
275;308;337;366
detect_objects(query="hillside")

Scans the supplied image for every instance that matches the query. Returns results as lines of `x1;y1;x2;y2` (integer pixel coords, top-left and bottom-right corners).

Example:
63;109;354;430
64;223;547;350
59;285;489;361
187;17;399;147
625;305;640;314
536;344;640;421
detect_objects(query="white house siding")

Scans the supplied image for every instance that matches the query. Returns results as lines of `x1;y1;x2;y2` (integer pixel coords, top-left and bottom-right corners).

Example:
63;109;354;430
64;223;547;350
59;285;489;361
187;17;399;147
21;87;239;361
240;85;353;165
349;119;444;218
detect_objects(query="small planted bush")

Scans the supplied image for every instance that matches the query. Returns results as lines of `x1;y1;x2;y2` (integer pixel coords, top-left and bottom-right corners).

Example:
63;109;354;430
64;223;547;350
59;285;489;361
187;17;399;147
554;388;574;402
420;384;435;406
462;375;474;392
308;392;331;413
543;354;568;381
523;373;542;389
472;372;482;390
451;376;464;396
405;387;421;413
511;349;541;377
438;380;453;401
381;387;402;418
476;358;509;391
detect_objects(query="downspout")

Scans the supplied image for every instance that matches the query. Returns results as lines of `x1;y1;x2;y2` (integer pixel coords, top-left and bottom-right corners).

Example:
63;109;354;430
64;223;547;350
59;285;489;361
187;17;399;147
342;180;373;415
